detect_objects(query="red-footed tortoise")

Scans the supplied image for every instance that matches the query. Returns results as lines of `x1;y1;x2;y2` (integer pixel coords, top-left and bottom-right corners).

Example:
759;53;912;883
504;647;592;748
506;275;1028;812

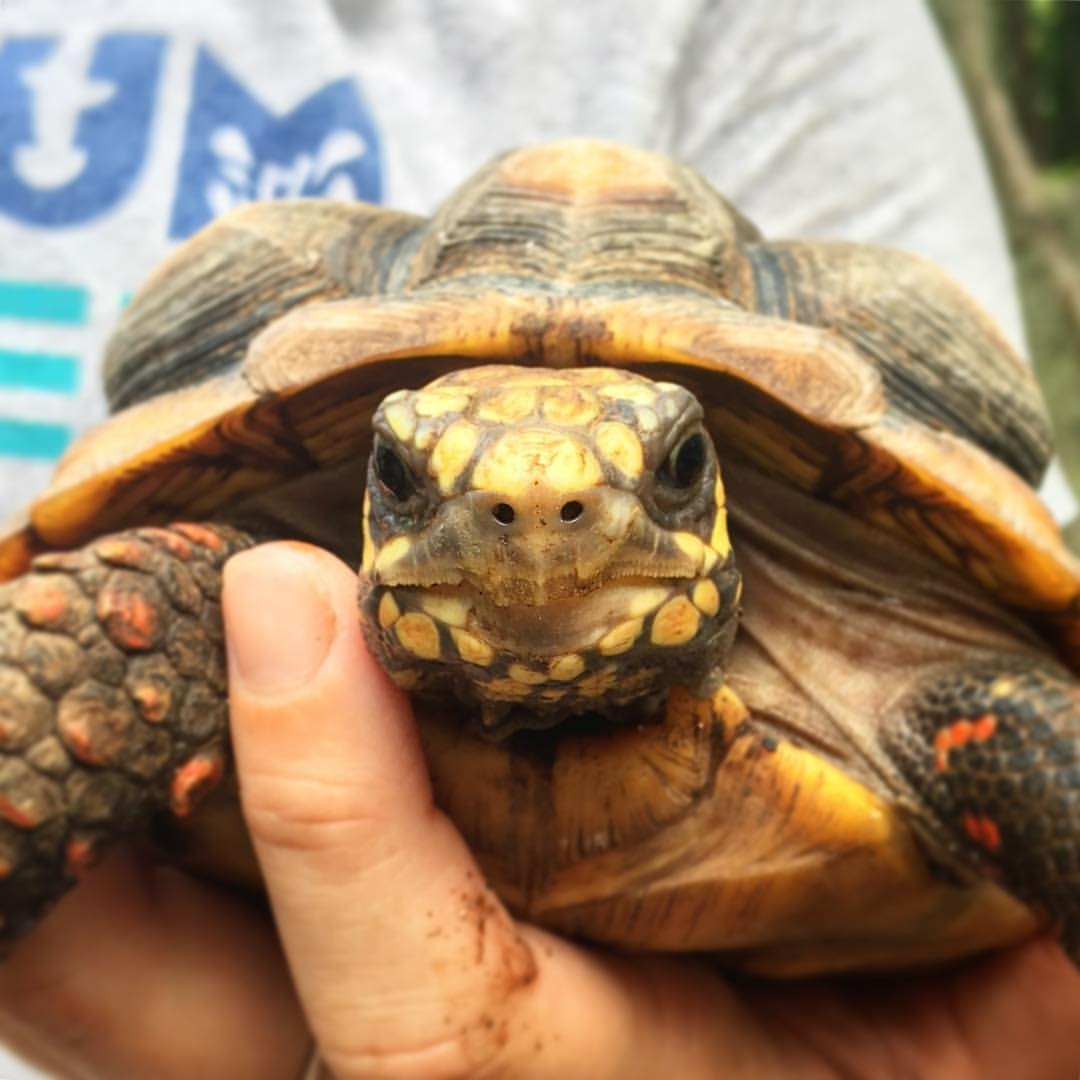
0;141;1077;977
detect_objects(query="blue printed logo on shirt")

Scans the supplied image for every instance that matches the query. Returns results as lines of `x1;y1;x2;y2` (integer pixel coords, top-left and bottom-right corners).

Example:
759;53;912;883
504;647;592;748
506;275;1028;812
169;48;382;239
0;34;166;227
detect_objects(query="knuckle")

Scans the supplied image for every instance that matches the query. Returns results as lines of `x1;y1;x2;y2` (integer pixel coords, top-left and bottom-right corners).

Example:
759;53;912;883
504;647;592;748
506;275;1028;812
319;1033;473;1080
321;938;539;1078
317;1018;524;1080
237;764;397;857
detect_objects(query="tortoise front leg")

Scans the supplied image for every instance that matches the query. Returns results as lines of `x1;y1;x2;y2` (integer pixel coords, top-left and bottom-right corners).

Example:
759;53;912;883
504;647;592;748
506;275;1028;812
0;522;255;941
889;658;1080;960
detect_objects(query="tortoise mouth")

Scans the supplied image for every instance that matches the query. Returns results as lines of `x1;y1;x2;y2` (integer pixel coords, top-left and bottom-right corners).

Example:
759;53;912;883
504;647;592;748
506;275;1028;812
399;576;687;656
366;487;721;608
360;557;743;732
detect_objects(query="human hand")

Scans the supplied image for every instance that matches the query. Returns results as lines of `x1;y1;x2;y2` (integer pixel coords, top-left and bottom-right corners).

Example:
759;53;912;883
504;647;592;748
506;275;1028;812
0;542;1076;1079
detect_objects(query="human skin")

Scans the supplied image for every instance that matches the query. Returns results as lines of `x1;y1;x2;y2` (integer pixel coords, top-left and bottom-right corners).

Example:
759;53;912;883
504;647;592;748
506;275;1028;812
0;542;1076;1079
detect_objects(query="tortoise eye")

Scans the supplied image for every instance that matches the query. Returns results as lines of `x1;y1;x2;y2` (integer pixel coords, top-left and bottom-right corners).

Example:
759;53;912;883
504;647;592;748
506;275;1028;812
374;442;417;502
658;431;707;490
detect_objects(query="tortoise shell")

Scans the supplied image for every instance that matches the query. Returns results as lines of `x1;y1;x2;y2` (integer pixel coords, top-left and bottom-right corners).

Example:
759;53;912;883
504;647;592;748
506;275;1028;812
1;141;1077;975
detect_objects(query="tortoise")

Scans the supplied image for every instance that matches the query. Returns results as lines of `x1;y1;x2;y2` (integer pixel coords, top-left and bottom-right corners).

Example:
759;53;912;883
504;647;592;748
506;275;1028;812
0;140;1077;977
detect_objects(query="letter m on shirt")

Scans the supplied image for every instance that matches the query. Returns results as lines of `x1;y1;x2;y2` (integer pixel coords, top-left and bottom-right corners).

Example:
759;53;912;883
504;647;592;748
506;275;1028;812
169;47;382;239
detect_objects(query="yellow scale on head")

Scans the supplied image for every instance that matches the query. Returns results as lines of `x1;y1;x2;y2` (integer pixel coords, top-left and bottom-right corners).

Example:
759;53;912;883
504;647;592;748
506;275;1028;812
431;420;480;494
598;618;645;657
541;388;601;426
450;627;494;667
478;385;539;424
710;475;731;556
471;428;604;496
651;596;701;647
595;421;644;480
394;612;442;660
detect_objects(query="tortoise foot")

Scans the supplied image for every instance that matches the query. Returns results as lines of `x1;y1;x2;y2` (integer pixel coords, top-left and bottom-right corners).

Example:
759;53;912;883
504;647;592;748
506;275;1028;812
890;658;1080;961
0;522;252;941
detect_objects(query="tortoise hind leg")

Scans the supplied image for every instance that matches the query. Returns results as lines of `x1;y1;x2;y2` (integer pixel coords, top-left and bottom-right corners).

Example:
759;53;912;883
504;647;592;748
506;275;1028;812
889;658;1080;961
0;522;254;942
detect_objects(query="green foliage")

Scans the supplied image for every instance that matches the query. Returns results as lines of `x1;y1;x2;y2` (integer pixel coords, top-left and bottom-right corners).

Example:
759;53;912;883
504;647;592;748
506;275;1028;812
933;0;1080;504
999;0;1080;165
1015;176;1080;493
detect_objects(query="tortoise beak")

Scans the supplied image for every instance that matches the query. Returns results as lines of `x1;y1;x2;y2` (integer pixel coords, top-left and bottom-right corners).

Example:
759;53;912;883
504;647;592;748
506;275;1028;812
371;487;710;606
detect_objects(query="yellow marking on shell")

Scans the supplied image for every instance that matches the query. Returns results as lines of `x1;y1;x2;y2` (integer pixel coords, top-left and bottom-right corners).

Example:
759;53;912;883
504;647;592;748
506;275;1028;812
734;577;744;606
377;592;401;628
595;421;644;479
692;579;720;617
384;403;416;443
382;389;408;405
598;617;644;656
471;429;603;496
702;547;718;574
539;687;569;704
541;388;601;426
508;663;547;686
548;653;585;681
413;388;472;418
635;406;659;433
497;142;674;199
374;535;413;576
431;419;480;494
390;669;420;690
673;531;705;568
477;386;538;424
651;596;701;646
421;593;472;629
598;382;657;407
625;586;672;619
450;627;494;667
394;612;442;660
361;493;375;574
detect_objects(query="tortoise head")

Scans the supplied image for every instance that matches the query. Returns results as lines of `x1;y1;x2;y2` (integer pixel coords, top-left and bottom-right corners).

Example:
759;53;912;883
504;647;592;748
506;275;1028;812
358;365;741;734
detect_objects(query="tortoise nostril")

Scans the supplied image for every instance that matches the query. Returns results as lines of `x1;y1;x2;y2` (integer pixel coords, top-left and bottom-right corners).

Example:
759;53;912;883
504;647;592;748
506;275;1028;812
560;500;584;523
492;502;516;526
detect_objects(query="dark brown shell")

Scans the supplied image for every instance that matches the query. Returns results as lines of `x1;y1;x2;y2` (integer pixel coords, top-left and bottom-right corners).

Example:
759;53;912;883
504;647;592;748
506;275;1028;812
1;141;1075;665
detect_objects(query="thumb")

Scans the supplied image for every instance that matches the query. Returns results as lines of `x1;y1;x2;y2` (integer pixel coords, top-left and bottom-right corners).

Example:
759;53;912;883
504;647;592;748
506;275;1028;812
222;544;550;1078
222;543;776;1080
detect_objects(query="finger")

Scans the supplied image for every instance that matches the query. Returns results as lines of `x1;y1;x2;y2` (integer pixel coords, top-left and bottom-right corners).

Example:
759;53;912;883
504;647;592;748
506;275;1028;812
0;851;307;1080
225;544;795;1080
945;936;1080;1077
748;935;1080;1079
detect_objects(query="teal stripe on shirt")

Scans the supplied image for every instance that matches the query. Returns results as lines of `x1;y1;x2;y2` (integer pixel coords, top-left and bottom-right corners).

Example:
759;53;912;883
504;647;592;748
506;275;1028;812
0;418;72;459
0;281;88;325
0;350;80;394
